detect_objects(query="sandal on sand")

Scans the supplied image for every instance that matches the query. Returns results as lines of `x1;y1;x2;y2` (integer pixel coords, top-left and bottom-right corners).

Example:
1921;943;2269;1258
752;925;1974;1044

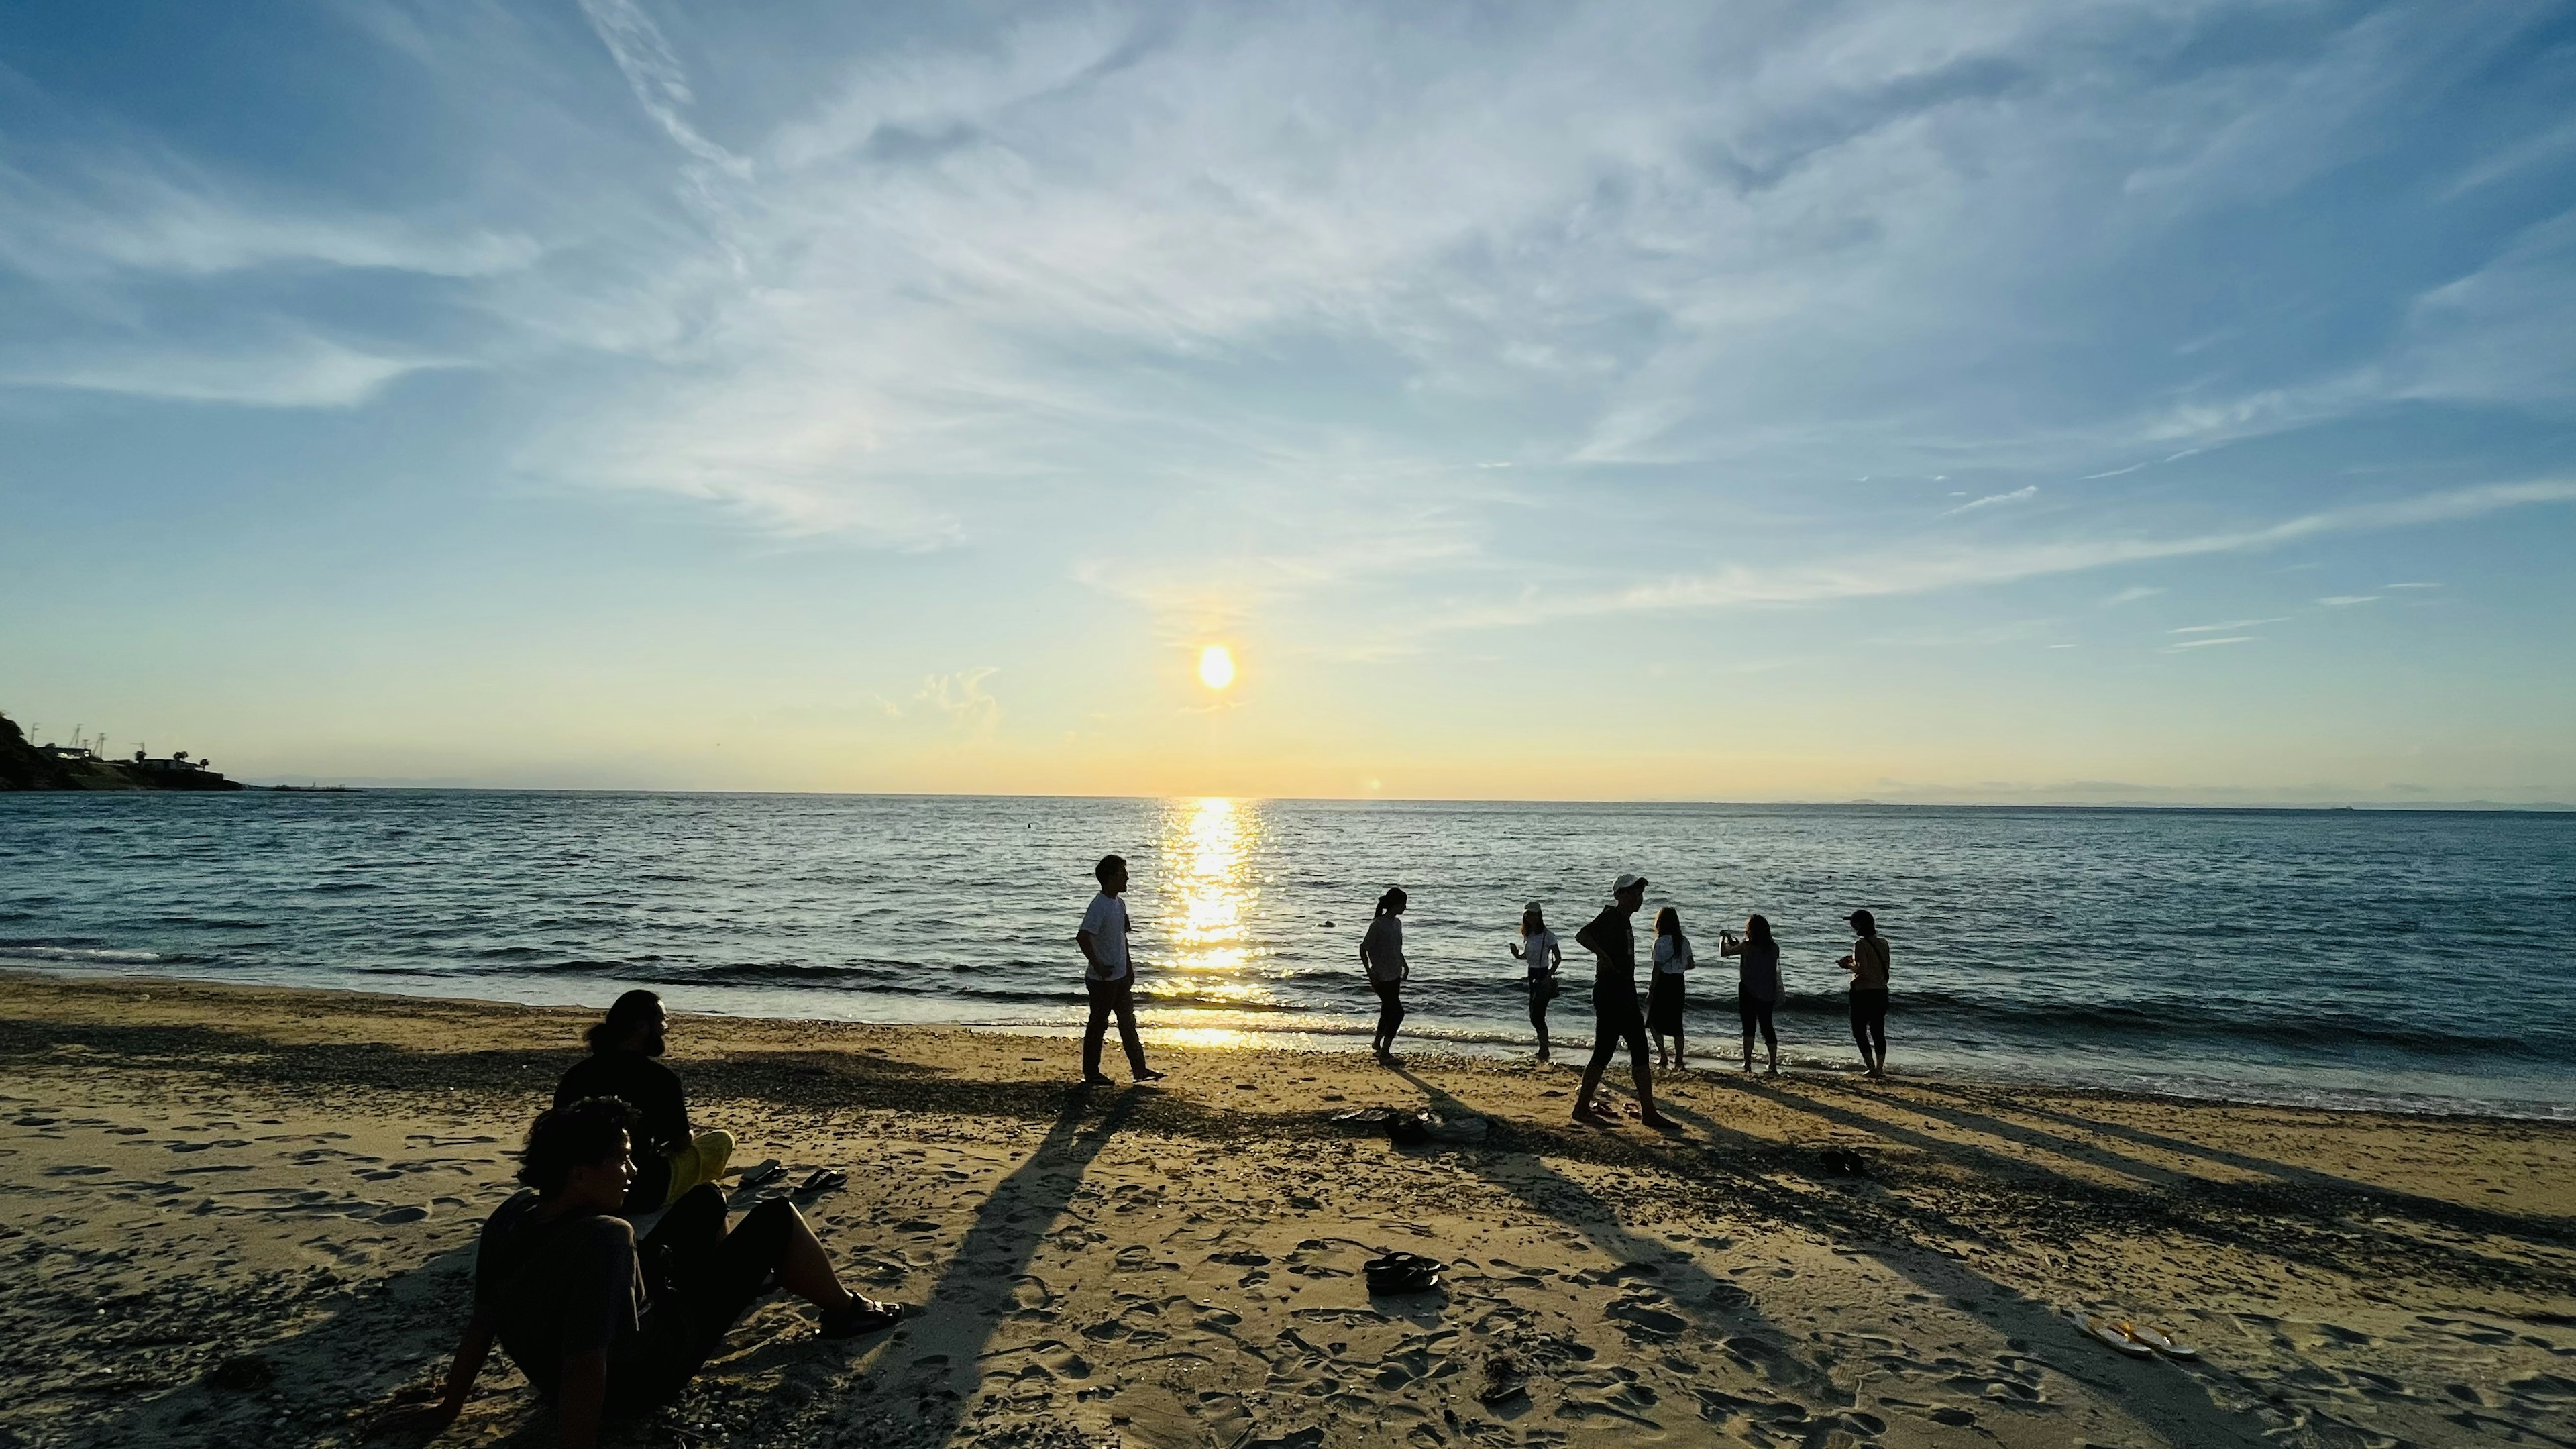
819;1296;907;1339
2117;1321;2200;1360
796;1168;848;1196
737;1159;788;1189
1364;1252;1448;1295
2070;1311;2156;1358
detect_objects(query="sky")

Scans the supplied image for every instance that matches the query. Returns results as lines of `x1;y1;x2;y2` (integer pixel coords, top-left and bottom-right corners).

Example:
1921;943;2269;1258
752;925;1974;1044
3;1;2574;804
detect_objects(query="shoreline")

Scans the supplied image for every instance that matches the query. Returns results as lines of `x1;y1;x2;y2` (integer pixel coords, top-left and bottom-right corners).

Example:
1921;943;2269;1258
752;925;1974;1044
3;971;2573;1448
11;962;2571;1126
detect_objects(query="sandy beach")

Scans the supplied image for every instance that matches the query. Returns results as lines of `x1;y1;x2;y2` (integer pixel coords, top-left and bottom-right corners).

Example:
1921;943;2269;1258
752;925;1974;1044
2;973;2571;1449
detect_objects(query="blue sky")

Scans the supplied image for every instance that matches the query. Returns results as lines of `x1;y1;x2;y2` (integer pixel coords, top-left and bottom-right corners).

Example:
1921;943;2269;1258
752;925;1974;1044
3;1;2573;801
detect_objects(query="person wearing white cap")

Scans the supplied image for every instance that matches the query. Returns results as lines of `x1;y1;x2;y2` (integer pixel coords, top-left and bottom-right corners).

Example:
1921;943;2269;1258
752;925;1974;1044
1571;872;1670;1127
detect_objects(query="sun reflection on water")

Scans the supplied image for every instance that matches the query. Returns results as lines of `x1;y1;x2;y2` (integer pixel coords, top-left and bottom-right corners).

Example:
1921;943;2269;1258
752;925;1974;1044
1162;797;1260;981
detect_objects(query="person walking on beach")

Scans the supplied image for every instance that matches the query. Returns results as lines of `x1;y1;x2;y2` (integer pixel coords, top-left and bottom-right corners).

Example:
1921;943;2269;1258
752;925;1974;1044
1078;854;1165;1085
553;990;733;1214
1573;873;1670;1127
1648;906;1696;1070
1719;914;1782;1076
1837;908;1891;1078
1361;886;1410;1061
1509;902;1561;1062
415;1097;903;1446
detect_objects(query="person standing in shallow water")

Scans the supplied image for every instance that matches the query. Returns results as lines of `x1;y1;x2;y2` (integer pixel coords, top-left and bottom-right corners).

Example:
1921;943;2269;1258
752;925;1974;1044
1077;854;1165;1085
1361;886;1409;1060
1573;873;1669;1127
1509;902;1561;1062
1648;906;1696;1070
1720;914;1782;1076
1838;908;1891;1078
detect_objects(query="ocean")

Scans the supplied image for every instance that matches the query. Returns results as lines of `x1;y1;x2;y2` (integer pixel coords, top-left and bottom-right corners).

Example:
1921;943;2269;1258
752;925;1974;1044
2;791;2569;1118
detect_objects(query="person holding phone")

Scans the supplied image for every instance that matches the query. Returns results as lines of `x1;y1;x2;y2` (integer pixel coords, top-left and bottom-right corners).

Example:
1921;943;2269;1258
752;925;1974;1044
1837;909;1890;1079
1509;902;1561;1062
1718;914;1782;1076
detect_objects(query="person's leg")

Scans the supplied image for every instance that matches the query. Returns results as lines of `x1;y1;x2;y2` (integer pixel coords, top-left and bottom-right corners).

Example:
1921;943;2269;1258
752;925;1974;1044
1865;994;1888;1075
1111;977;1149;1076
1575;1008;1620;1114
1082;978;1112;1080
1739;1005;1755;1071
1850;998;1872;1069
1758;1004;1779;1073
1531;989;1550;1062
1624;1014;1667;1126
643;1183;729;1263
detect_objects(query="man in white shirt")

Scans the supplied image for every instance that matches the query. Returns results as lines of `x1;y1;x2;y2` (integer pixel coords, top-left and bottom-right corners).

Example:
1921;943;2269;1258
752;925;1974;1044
1077;853;1164;1085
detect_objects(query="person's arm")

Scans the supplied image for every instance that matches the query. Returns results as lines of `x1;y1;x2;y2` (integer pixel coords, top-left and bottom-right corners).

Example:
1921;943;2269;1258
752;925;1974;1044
1719;934;1743;957
1574;914;1603;955
1509;941;1527;961
1077;930;1102;971
421;1307;496;1430
1546;941;1561;972
556;1349;608;1449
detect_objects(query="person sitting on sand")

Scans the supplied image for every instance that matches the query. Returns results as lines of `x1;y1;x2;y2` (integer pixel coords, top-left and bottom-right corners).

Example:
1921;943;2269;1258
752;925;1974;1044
1078;853;1165;1085
1648;906;1696;1071
553;990;731;1214
1837;909;1891;1079
1362;885;1411;1060
1719;914;1782;1076
1572;873;1669;1127
1509;902;1561;1062
419;1097;903;1447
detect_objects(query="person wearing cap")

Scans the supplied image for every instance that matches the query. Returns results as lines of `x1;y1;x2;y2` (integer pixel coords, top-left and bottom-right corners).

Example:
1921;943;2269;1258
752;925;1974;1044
1572;873;1670;1127
1508;902;1562;1062
1837;909;1891;1078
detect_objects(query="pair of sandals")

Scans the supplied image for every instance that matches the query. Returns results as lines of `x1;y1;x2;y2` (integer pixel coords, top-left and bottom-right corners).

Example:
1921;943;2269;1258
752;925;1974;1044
737;1159;847;1196
1364;1252;1446;1295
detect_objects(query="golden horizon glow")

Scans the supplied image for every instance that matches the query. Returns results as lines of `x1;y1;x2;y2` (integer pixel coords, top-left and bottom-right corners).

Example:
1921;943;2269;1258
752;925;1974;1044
1197;644;1236;690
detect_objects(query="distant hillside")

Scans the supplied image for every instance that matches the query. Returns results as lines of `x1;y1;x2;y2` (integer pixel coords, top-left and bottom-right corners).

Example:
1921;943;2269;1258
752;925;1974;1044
0;712;244;792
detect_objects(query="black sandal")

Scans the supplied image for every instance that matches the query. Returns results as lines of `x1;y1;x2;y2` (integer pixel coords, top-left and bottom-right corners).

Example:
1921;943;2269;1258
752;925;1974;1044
1364;1252;1448;1295
796;1168;848;1195
737;1159;788;1189
819;1295;908;1338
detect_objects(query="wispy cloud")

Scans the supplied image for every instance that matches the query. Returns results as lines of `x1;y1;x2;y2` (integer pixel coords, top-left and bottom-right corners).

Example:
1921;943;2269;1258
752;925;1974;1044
2173;617;2284;634
2100;586;2164;606
1945;484;2039;515
2316;594;2380;606
2168;635;2255;649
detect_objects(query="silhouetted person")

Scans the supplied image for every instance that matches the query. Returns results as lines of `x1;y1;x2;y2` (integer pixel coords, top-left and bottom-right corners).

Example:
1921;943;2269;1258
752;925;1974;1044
1837;908;1890;1077
1572;873;1668;1126
417;1098;902;1447
553;990;731;1214
1078;853;1163;1085
1719;914;1782;1076
1648;905;1696;1070
1362;885;1410;1060
1509;902;1561;1062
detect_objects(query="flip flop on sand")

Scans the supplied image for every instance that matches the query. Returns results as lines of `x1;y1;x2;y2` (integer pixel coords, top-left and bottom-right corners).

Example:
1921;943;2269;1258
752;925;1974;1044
736;1159;787;1189
2070;1310;2156;1358
1364;1252;1448;1295
2116;1321;2200;1360
795;1168;848;1196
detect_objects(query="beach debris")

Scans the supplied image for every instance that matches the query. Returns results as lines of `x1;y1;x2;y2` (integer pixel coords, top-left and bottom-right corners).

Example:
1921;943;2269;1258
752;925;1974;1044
205;1354;274;1391
1477;1350;1531;1403
1364;1251;1447;1295
1814;1146;1870;1177
2114;1320;2200;1359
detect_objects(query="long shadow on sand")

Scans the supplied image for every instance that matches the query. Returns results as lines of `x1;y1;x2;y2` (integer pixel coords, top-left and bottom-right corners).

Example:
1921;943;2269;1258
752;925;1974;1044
1389;1063;2277;1449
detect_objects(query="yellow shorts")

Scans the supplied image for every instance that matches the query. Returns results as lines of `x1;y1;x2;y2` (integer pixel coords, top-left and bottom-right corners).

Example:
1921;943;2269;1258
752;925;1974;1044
661;1129;734;1208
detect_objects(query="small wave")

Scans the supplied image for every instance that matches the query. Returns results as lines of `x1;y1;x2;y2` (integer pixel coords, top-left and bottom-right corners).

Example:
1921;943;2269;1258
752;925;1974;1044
0;945;174;965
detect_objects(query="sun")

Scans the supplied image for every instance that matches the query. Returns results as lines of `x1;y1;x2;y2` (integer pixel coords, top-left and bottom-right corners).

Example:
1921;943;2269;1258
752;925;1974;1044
1197;644;1237;690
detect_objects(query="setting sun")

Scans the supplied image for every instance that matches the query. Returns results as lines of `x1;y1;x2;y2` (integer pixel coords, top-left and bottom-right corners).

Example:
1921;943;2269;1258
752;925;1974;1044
1197;645;1236;690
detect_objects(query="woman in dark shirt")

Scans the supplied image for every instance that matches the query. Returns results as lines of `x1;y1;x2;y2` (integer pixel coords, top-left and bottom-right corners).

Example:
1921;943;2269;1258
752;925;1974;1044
1718;914;1782;1077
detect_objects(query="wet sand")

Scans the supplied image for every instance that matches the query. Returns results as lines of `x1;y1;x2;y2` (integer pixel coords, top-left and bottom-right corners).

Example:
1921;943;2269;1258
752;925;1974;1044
1;972;2571;1449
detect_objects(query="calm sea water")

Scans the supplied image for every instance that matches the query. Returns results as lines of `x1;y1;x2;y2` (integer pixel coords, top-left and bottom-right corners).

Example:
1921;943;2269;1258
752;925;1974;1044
1;792;2569;1117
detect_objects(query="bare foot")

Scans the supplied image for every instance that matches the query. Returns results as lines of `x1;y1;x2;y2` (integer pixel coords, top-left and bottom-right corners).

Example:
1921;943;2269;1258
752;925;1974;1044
1640;1112;1675;1130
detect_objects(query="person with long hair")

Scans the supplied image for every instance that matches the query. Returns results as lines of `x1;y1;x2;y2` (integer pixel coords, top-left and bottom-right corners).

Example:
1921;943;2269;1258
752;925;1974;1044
1648;906;1695;1069
1719;914;1782;1076
1837;908;1891;1078
1572;872;1670;1127
1509;901;1561;1061
1361;885;1410;1060
552;990;733;1214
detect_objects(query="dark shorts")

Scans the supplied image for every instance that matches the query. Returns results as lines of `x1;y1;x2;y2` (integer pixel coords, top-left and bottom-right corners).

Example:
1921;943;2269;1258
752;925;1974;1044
1589;989;1648;1060
1647;971;1686;1034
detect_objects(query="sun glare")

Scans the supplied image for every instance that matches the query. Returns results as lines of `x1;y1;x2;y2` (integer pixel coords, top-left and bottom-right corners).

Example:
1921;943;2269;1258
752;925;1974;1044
1197;644;1236;690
